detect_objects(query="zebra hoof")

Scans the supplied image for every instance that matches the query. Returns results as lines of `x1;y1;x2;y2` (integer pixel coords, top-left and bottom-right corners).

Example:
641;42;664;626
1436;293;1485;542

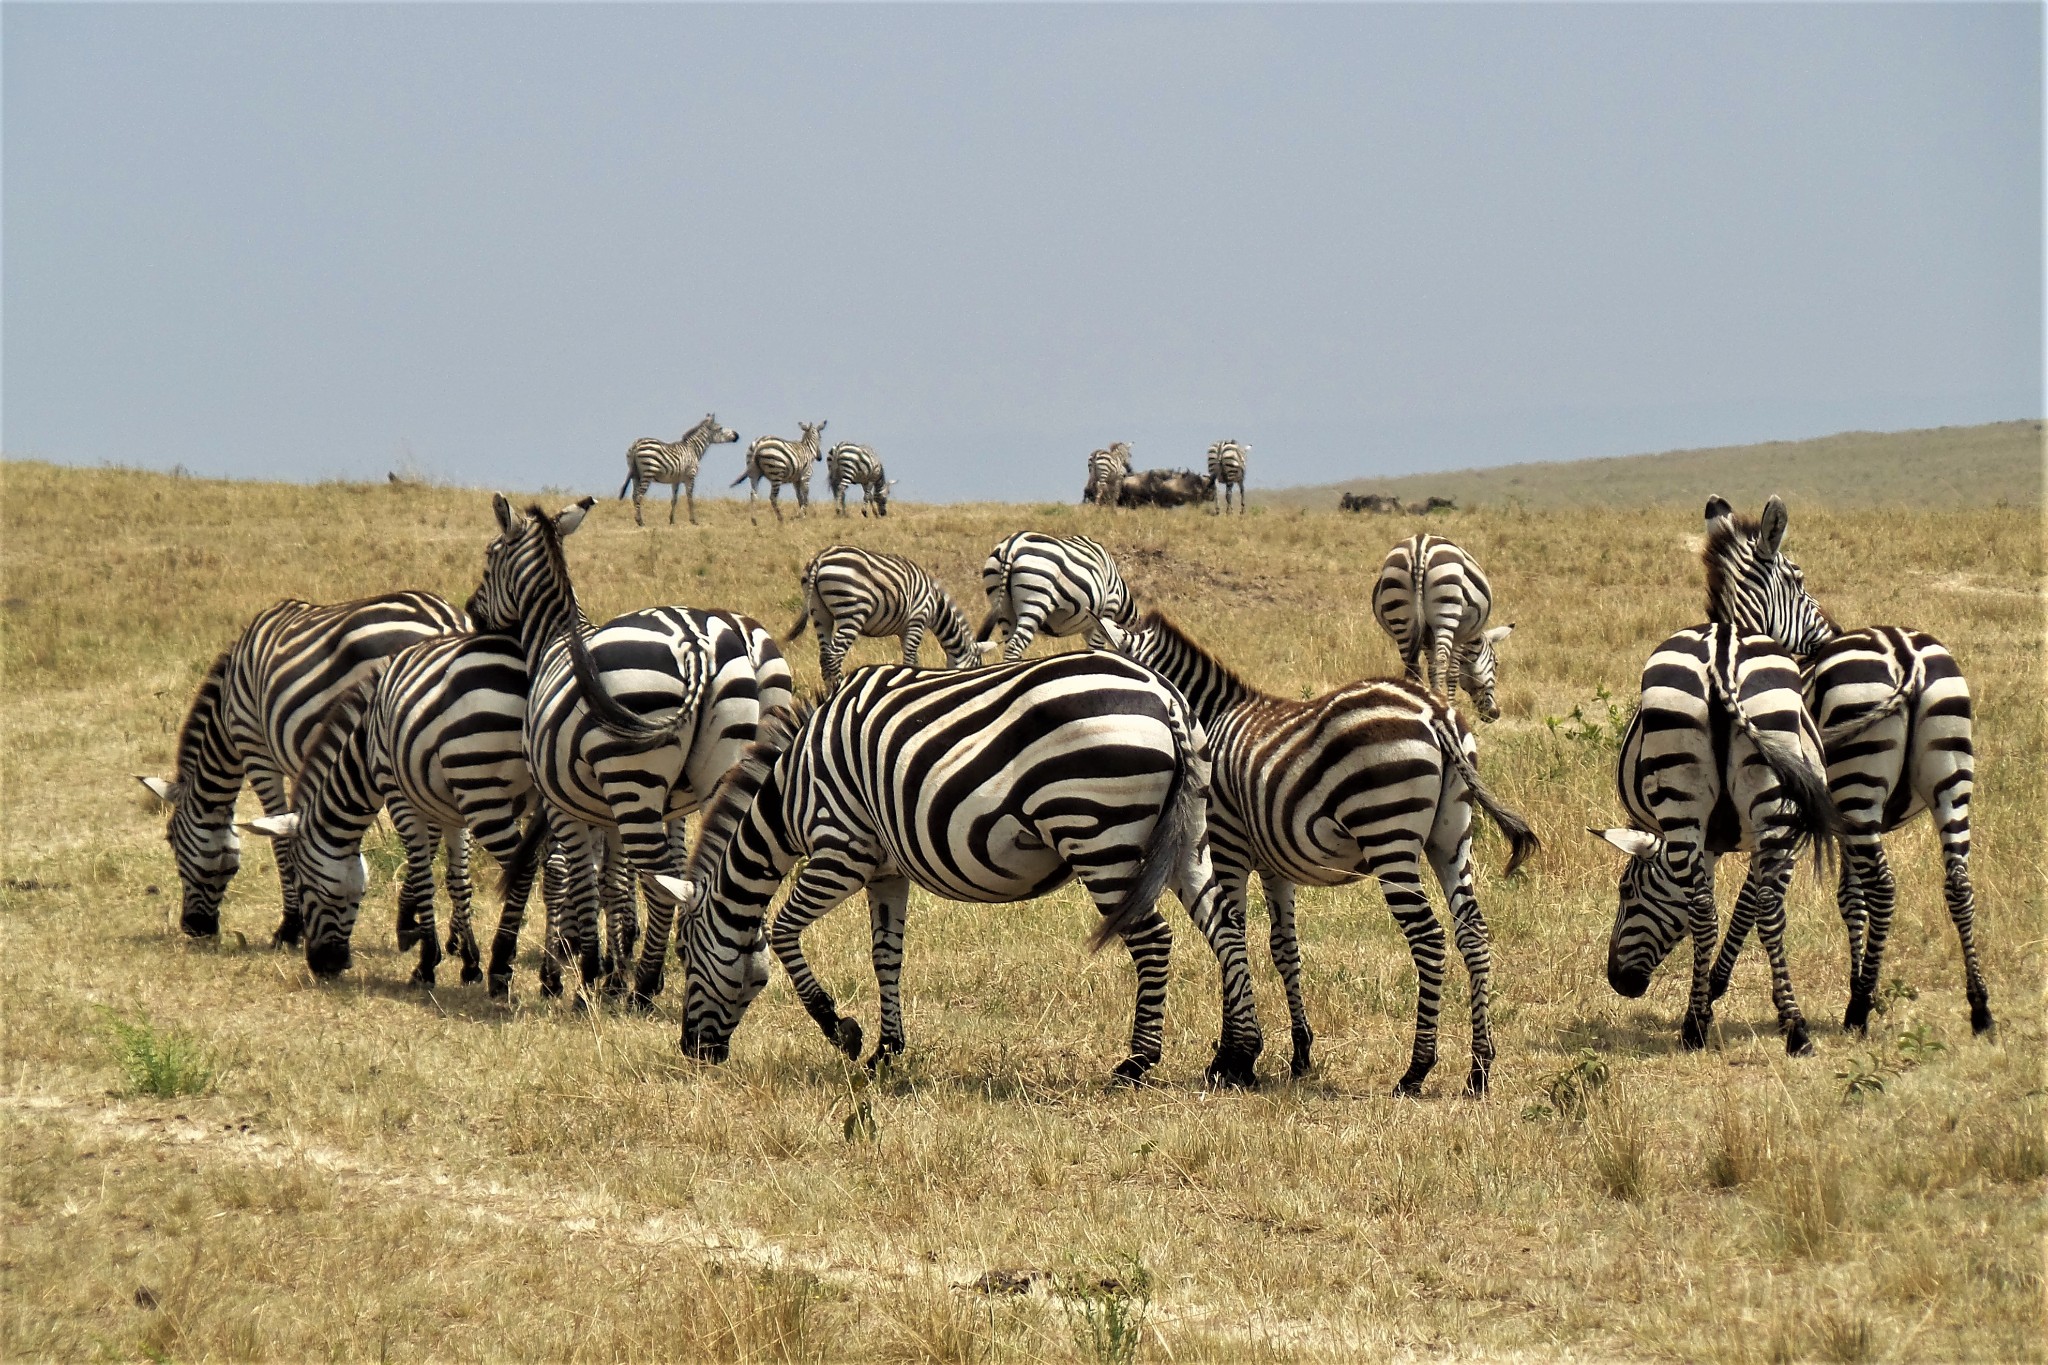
1842;996;1873;1035
460;963;483;986
864;1043;903;1075
1680;1012;1712;1051
1289;1026;1314;1079
1205;1048;1259;1090
625;989;658;1015
1464;1064;1490;1097
1707;974;1731;1004
1970;999;1996;1036
487;974;512;1001
1109;1056;1157;1087
410;966;436;988
831;1017;863;1059
683;1034;729;1064
1390;1078;1426;1100
1784;1021;1813;1057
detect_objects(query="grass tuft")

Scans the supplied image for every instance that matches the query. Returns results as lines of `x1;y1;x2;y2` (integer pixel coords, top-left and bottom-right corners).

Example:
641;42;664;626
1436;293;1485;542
102;1010;214;1098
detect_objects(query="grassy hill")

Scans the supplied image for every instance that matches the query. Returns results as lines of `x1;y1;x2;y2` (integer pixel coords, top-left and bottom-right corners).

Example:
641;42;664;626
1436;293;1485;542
1266;420;2044;511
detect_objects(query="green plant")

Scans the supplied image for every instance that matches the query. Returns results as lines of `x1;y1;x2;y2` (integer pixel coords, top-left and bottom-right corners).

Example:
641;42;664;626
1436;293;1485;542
1544;684;1631;748
103;1010;214;1098
1895;1022;1947;1065
1835;1053;1893;1103
841;1067;879;1143
1057;1257;1152;1365
1540;1048;1611;1121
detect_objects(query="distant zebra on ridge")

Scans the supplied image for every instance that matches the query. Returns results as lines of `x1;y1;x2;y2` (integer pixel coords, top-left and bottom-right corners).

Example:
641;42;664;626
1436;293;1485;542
1373;533;1513;720
976;532;1138;661
1084;442;1133;507
825;443;892;517
619;415;740;526
786;546;988;692
733;420;826;522
1206;440;1248;514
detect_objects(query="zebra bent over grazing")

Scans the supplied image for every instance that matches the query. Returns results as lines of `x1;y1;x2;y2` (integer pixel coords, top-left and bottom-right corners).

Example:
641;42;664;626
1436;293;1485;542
1084;442;1133;507
1372;533;1514;720
825;443;891;517
1593;623;1842;1055
658;652;1264;1085
619;415;740;527
137;591;467;946
732;420;825;522
785;546;987;692
976;532;1138;661
1206;440;1248;514
1700;495;1992;1035
1100;612;1537;1092
238;631;549;988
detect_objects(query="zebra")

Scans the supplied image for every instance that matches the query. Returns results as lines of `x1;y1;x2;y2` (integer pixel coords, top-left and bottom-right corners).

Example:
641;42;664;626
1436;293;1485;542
1083;442;1132;507
825;442;892;517
1098;612;1538;1093
1592;623;1843;1055
975;532;1138;661
732;420;825;522
1372;533;1514;720
236;631;550;988
136;591;467;947
784;546;988;692
1206;440;1249;514
618;415;740;527
654;652;1266;1086
1699;495;1992;1036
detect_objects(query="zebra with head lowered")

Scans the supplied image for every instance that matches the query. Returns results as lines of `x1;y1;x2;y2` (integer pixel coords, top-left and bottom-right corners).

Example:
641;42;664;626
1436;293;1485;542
785;546;988;692
1372;533;1514;721
1100;612;1537;1093
137;592;467;948
976;532;1137;661
825;443;892;517
732;420;826;522
1083;442;1133;507
1699;495;1992;1036
1592;623;1843;1055
657;652;1265;1086
1206;440;1249;514
619;415;740;526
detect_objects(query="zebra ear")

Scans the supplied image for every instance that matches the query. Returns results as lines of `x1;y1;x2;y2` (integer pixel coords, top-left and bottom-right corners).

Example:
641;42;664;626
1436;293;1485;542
136;775;184;805
648;873;700;910
1590;827;1661;860
1484;623;1515;647
554;496;595;537
239;813;300;840
1704;495;1732;538
1759;496;1789;555
492;492;516;533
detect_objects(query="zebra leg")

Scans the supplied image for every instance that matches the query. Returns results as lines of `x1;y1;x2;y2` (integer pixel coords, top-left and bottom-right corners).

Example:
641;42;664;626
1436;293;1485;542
1254;872;1313;1077
1679;855;1719;1050
442;825;480;984
631;482;646;528
386;800;443;986
249;767;304;948
1169;860;1263;1088
483;817;546;998
668;482;682;525
1001;603;1048;663
531;839;572;998
1837;836;1884;1032
823;616;863;694
768;852;874;1057
1743;855;1811;1056
599;829;636;998
684;476;698;526
899;615;929;669
1379;866;1448;1096
1707;881;1760;1004
543;813;603;1000
1428;838;1495;1097
865;876;911;1067
1108;906;1173;1085
1924;763;1994;1034
768;483;785;523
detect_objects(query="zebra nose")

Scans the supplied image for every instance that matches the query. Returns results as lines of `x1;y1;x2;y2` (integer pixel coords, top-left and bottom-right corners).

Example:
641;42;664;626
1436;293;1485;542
305;938;352;978
1607;960;1651;998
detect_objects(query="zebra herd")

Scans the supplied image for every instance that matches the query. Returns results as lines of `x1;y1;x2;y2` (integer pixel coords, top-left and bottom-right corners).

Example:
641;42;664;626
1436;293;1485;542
1081;440;1251;512
137;491;1993;1093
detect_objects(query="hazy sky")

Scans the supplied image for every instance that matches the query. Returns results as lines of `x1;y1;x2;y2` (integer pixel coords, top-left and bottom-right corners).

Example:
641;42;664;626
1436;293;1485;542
5;3;2040;503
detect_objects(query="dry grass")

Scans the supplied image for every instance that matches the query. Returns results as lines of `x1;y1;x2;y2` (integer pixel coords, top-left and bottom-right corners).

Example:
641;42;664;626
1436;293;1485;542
3;459;2042;1360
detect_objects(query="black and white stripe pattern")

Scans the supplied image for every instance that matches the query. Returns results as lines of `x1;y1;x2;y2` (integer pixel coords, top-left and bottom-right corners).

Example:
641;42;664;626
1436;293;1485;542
1206;440;1248;514
732;420;826;522
137;591;467;948
618;415;740;526
1100;612;1537;1093
825;443;891;518
665;652;1265;1085
1593;623;1842;1055
1701;496;1991;1035
975;532;1138;661
1084;442;1132;507
1372;533;1513;720
785;546;985;692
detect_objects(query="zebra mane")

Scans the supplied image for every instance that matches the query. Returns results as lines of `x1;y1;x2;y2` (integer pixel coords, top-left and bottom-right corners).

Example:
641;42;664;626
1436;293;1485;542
1700;510;1762;625
527;502;673;746
685;699;817;882
1130;609;1262;704
290;669;382;813
174;651;234;779
679;414;719;446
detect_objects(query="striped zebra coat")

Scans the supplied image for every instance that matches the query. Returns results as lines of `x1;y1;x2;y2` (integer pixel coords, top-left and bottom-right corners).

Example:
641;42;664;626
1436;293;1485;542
1083;442;1132;507
619;415;740;526
825;443;891;517
659;652;1264;1085
1593;623;1842;1054
732;420;825;522
1206;440;1248;514
785;546;987;692
976;532;1138;661
1701;496;1991;1035
1100;612;1537;1093
237;630;549;988
1372;533;1514;720
137;591;467;946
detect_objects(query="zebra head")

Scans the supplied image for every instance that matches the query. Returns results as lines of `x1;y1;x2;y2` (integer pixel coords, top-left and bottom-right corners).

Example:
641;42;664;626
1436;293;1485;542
1590;826;1691;997
1457;624;1516;722
137;775;240;936
1701;495;1837;658
467;493;594;635
697;414;739;447
240;812;368;977
671;876;772;1062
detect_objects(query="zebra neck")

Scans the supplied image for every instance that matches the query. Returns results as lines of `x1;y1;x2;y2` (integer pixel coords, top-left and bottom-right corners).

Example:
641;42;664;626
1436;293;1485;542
1138;618;1258;721
299;722;383;853
929;593;976;660
516;580;587;673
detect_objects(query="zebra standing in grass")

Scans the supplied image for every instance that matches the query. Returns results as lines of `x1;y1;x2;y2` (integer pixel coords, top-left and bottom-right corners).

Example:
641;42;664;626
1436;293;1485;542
732;420;826;522
1099;613;1537;1092
1084;442;1132;507
1592;623;1842;1055
976;532;1138;661
137;591;467;947
785;546;987;692
1699;495;1992;1036
1206;440;1249;514
619;415;741;527
237;631;549;988
1372;533;1514;720
825;443;892;517
656;651;1265;1085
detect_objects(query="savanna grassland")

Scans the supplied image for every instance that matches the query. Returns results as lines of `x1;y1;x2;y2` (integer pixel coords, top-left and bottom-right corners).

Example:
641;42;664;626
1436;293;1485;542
3;455;2043;1363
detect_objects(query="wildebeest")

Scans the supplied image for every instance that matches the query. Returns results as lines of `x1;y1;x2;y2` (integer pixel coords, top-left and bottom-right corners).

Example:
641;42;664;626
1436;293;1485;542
1117;469;1215;509
1339;491;1404;513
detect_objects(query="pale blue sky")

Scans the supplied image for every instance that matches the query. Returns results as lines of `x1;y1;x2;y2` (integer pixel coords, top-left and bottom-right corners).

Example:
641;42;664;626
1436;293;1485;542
5;3;2040;502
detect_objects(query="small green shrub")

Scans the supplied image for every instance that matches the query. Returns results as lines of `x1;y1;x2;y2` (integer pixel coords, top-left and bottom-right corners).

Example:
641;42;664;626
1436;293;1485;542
1057;1257;1152;1365
104;1011;214;1098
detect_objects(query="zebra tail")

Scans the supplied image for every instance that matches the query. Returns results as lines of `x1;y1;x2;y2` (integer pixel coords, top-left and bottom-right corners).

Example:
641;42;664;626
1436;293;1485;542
974;607;1003;644
1707;653;1844;869
1430;718;1540;877
1087;733;1207;954
617;473;633;500
1819;656;1920;750
729;470;749;488
783;606;811;643
564;619;695;751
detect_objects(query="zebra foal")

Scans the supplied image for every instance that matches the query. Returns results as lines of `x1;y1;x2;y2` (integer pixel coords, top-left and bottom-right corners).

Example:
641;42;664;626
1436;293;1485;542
785;546;987;692
976;532;1137;661
1372;533;1514;720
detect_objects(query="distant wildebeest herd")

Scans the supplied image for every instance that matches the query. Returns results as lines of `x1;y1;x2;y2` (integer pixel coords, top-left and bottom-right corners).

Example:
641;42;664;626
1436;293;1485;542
136;413;1994;1090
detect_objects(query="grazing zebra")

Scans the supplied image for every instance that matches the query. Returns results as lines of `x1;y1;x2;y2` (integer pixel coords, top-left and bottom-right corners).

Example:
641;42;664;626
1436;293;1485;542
732;420;826;522
976;532;1138;661
618;415;741;527
1592;623;1842;1055
1083;442;1133;507
657;652;1265;1085
1206;440;1248;514
1372;533;1514;720
785;546;987;692
136;591;467;946
1700;495;1992;1035
1099;613;1537;1092
237;631;549;988
825;443;892;517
